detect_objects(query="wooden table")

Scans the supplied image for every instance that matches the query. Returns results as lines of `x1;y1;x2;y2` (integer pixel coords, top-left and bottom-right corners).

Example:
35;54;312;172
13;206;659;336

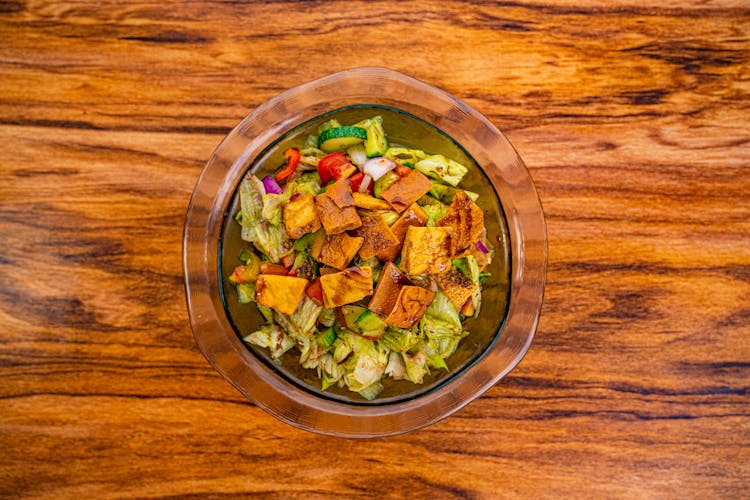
2;1;748;497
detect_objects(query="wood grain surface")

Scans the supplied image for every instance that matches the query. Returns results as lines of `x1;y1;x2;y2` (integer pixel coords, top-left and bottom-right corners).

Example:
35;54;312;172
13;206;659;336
1;0;749;497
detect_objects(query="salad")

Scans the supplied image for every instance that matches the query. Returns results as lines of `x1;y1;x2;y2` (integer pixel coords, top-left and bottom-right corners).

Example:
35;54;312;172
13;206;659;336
227;114;493;400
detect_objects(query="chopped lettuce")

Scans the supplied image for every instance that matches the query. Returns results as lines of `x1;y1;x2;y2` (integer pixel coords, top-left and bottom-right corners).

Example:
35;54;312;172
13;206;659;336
261;193;286;226
414;154;468;187
243;325;295;360
428;181;479;204
420;290;462;338
384;147;428;164
421;203;448;227
466;254;482;318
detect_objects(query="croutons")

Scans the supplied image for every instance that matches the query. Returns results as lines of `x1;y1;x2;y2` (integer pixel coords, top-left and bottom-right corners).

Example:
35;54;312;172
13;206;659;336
376;203;427;262
385;286;436;328
283;193;321;239
318;232;364;270
352;192;392;210
381;169;432;213
400;226;453;275
314;191;362;235
435;269;477;308
325;178;355;208
351;215;400;260
437;189;484;256
319;266;373;308
255;274;309;315
368;262;412;316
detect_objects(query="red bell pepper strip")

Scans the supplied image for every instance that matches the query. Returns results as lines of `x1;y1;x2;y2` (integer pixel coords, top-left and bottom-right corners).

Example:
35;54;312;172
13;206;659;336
275;148;301;182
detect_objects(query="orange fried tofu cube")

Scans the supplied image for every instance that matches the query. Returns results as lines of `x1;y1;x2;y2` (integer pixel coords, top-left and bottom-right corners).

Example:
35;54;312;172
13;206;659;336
435;269;477;308
376;203;427;262
255;274;309;315
318;232;364;270
400;226;452;275
319;266;373;308
381;170;432;213
437;189;484;256
368;262;412;316
385;285;435;328
351;215;400;260
283;193;321;239
314;192;362;234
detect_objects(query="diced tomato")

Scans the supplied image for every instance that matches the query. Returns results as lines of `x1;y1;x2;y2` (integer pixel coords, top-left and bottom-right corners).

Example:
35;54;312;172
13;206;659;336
349;172;374;195
305;278;323;303
275;148;301;182
281;253;295;268
259;262;288;276
395;165;412;177
229;265;250;284
317;152;357;185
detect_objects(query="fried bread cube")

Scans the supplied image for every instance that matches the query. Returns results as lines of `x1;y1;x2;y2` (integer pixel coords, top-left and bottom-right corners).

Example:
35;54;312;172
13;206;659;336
376;203;427;262
352;192;392;210
314;192;362;234
318;232;364;270
435;268;477;308
368;262;412;316
255;274;309;315
400;226;452;275
381;169;432;213
351;215;400;260
384;285;436;328
437;189;484;256
319;266;373;308
283;193;321;239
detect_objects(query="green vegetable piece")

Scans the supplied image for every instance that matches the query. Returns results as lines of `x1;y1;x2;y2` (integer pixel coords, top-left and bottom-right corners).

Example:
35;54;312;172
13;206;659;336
319;327;337;347
479;271;492;285
358;382;384;401
257;304;274;324
356;310;387;335
239;249;253;263
428;181;479;204
429;353;448;371
422;203;448;227
317;119;342;135
236;283;255;304
356;116;389;158
340;305;367;332
414;154;468;186
318;126;367;152
452;257;469;276
333;339;352;363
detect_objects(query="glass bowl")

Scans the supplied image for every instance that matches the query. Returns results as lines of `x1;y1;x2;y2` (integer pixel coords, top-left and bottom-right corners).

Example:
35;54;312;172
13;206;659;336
183;67;546;437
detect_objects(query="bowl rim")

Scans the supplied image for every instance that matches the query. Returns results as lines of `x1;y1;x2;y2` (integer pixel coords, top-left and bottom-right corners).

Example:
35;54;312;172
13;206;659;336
183;66;547;438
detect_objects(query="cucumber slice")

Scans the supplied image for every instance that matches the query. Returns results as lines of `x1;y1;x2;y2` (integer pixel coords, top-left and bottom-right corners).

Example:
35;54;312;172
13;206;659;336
373;170;399;198
356;310;387;332
319;327;337;347
318;126;367;152
356;116;389;158
317;119;342;135
339;305;367;331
